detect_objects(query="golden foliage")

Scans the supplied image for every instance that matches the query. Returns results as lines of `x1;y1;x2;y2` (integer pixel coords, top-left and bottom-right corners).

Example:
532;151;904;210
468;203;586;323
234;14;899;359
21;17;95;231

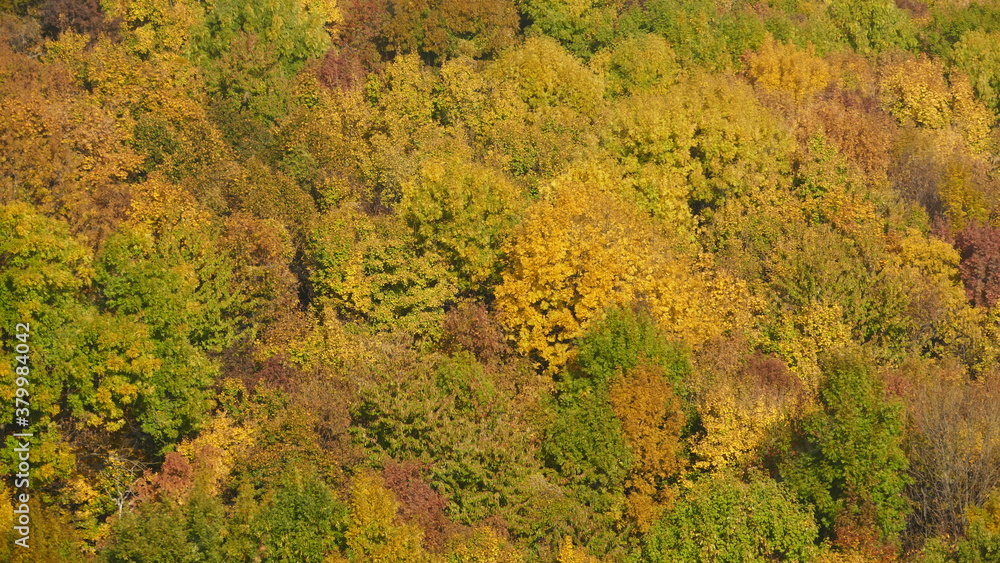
102;0;203;56
446;527;523;563
607;73;795;217
745;34;831;103
889;229;998;370
347;471;430;563
556;535;600;563
609;362;684;531
0;40;141;242
774;302;853;386
489;36;605;114
310;205;457;341
495;175;649;371
591;33;679;96
497;169;757;372
175;414;257;494
609;362;685;488
692;385;788;471
880;56;952;129
879;56;996;153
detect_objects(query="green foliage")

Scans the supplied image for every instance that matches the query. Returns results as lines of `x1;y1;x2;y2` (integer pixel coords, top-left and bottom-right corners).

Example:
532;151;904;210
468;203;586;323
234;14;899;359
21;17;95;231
94;210;242;442
620;0;768;71
640;472;820;562
351;350;539;525
308;206;456;341
102;489;227;563
191;0;334;73
252;471;348;562
780;352;910;543
521;0;623;58
96;220;238;352
573;306;690;393
768;224;912;357
542;386;632;510
924;2;1000;57
950;30;1000;113
185;0;336;139
605;73;794;219
543;307;689;515
955;491;1000;562
0;205;162;480
825;0;917;55
0;202;92;334
399;153;523;294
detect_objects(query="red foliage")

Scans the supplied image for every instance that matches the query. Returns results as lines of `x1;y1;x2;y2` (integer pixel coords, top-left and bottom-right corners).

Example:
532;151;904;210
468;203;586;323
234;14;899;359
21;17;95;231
894;0;929;20
221;340;300;393
319;0;389;90
954;222;1000;307
742;352;802;399
833;493;898;562
134;452;194;504
440;301;512;368
39;0;120;43
382;459;462;553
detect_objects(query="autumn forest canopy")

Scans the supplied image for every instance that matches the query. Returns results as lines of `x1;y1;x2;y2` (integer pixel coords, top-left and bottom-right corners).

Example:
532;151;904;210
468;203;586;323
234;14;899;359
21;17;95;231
3;0;1000;560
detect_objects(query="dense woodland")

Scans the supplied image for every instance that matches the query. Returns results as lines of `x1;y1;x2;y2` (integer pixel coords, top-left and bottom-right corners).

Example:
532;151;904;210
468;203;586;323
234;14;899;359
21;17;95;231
3;0;1000;560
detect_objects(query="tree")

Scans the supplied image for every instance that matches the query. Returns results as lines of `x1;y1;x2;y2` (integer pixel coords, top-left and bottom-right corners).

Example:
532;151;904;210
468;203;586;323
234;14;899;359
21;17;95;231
252;469;349;562
605;73;794;220
543;307;687;529
744;34;831;104
399;153;523;295
641;472;820;563
591;33;679;97
94;185;244;443
0;39;142;244
102;487;226;563
351;349;540;526
496;167;754;373
382;0;519;64
780;352;910;544
308;205;456;341
609;361;685;531
346;471;429;562
902;362;1000;540
954;222;1000;308
825;0;917;55
520;0;623;58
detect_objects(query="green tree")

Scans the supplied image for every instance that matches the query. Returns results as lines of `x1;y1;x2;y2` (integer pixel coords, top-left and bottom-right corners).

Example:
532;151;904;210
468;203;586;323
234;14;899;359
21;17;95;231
351;350;539;525
641;472;820;562
102;488;227;563
399;153;523;295
252;470;348;562
780;352;911;544
826;0;917;55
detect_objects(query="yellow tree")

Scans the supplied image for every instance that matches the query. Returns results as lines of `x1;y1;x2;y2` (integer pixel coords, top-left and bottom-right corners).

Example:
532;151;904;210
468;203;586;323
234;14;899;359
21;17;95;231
744;34;831;104
496;166;755;373
0;38;142;244
608;361;685;532
346;471;430;563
